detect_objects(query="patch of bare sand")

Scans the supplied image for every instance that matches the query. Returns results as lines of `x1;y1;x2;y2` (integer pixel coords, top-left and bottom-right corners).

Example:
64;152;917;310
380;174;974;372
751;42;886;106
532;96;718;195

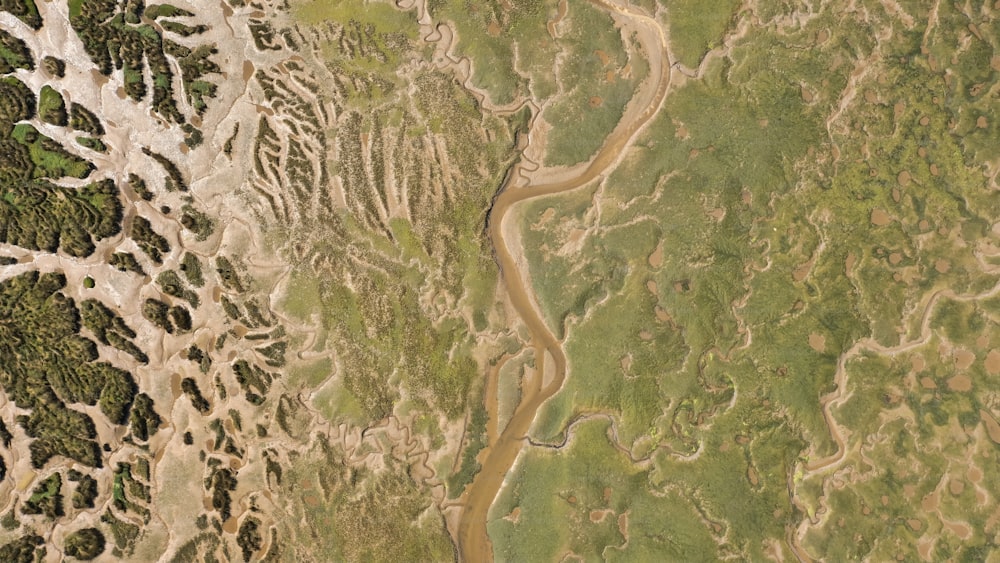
793;255;816;282
917;538;935;561
504;506;521;524
619;355;631;372
949;478;965;496
921;490;939;512
954;349;975;370
647;240;663;268
985;349;1000;375
871;209;892;226
943;520;972;540
654;306;670;322
808;333;826;353
617;512;629;541
935;259;951;273
589;509;612;523
946;374;970;392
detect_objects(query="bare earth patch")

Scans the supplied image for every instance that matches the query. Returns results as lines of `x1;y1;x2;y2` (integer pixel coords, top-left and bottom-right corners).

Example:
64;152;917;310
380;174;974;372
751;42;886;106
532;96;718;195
948;478;965;496
808;333;826;353
946;374;971;392
944;520;972;540
589;509;612;523
985;349;1000;375
954;349;975;370
870;209;892;226
648;240;663;268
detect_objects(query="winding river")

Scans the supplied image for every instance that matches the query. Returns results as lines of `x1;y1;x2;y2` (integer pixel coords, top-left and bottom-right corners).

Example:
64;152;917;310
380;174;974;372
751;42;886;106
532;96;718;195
455;2;671;560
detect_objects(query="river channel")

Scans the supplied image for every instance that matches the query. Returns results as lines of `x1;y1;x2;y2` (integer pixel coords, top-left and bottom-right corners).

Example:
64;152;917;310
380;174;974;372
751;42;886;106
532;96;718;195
455;2;672;559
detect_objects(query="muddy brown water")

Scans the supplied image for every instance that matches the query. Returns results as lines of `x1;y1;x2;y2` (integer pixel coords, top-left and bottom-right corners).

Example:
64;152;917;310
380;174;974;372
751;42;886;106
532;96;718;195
455;1;670;559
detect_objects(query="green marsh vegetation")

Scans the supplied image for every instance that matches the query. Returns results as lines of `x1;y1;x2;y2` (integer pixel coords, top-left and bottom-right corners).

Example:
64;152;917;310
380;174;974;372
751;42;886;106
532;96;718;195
69;102;104;136
0;27;33;73
130;216;170;264
69;0;219;124
282;0;525;428
258;0;540;550
63;527;106;560
281;436;455;562
491;418;720;561
661;0;740;68
425;0;647;166
0;77;121;257
0;272;140;468
69;471;99;509
80;298;149;363
425;0;554;105
41;56;64;78
540;0;648;166
38;86;67;127
0;534;44;563
21;472;63;519
514;0;1000;558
